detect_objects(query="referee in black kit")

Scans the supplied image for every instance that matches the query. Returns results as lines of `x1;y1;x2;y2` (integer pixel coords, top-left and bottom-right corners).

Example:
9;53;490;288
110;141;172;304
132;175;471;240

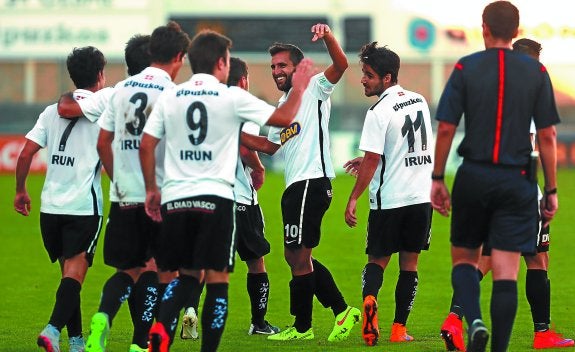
430;1;559;352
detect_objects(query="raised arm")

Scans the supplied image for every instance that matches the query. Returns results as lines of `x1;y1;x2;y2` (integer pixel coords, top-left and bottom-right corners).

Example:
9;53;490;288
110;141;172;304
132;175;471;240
14;140;42;216
57;92;84;119
311;23;348;84
241;132;280;155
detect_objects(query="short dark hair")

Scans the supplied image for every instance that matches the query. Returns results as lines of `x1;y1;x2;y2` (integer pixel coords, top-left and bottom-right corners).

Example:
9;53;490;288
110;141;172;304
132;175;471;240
359;42;400;83
268;42;304;65
188;29;232;74
149;21;191;64
227;57;248;87
513;38;542;59
66;46;106;89
482;1;519;41
125;34;151;76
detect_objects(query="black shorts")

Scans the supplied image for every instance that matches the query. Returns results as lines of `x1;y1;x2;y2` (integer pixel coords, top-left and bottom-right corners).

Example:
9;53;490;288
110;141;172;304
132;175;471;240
366;203;432;257
451;160;538;253
281;177;332;249
103;202;162;270
159;196;235;272
482;224;550;256
236;203;270;261
40;212;103;266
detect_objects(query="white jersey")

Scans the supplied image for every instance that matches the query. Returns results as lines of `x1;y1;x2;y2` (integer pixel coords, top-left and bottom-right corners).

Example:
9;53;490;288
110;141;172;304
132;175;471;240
235;121;260;205
26;89;103;215
359;85;434;210
98;67;173;202
267;72;336;187
78;86;116;122
143;73;274;203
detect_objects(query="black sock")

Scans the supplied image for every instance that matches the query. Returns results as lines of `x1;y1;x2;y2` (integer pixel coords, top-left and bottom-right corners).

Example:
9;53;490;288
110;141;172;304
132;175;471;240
98;272;134;323
290;272;315;332
247;272;269;326
394;271;418;325
526;269;550;332
184;280;205;311
49;277;81;331
362;262;384;299
452;264;482;326
450;268;483;319
66;303;82;337
129;271;158;348
157;275;200;341
200;283;228;352
491;280;518;352
312;259;347;316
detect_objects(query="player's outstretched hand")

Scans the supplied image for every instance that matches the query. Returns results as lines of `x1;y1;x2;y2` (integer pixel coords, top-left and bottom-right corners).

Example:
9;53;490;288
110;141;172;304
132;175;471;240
292;58;316;92
311;23;332;42
343;157;363;177
431;180;451;217
14;191;31;216
145;190;162;223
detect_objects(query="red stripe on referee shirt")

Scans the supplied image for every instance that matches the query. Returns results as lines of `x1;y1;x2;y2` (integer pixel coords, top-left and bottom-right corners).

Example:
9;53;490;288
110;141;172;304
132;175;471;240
493;49;505;164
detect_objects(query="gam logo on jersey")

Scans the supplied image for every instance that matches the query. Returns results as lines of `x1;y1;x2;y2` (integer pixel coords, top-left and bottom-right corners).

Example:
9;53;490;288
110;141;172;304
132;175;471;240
280;122;301;145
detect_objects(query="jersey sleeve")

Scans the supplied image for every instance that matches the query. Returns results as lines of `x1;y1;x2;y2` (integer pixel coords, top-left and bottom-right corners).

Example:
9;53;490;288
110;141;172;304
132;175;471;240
435;62;465;126
359;109;387;155
242;121;261;136
25;105;52;148
143;91;167;139
97;93;116;132
233;87;275;127
267;126;282;145
532;68;561;129
307;72;335;101
78;86;115;122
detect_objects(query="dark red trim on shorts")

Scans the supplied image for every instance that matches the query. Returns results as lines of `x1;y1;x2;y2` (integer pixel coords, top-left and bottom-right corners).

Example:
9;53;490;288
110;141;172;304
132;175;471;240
493;49;505;164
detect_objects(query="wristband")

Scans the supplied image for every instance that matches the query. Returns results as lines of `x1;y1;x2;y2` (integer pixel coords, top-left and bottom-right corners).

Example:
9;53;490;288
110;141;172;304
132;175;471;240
431;174;444;181
544;188;557;195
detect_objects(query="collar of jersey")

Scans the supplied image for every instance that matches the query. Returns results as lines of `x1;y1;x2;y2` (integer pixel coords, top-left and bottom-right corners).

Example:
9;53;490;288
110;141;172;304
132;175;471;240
142;66;172;82
190;73;220;85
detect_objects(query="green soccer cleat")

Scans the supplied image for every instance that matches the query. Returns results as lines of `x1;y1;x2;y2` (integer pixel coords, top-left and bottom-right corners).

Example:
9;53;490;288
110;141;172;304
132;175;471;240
328;306;361;342
129;343;148;352
267;327;314;341
85;312;110;352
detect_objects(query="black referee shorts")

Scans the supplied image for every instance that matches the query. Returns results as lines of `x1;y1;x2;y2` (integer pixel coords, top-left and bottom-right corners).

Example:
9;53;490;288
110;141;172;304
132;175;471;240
451;160;538;253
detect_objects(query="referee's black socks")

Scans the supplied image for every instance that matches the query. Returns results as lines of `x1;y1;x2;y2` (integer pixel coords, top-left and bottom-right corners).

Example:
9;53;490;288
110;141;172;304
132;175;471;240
491;280;518;352
452;264;482;325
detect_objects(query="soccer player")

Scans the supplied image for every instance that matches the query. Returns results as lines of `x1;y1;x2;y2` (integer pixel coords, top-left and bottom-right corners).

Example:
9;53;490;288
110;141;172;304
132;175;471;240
82;22;191;352
140;29;315;352
343;42;433;346
431;2;560;351
179;57;281;341
14;46;107;352
439;38;573;351
241;23;361;342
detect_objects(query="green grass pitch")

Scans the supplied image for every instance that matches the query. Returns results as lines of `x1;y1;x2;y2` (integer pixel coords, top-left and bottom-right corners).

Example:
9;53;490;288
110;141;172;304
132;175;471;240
1;169;574;351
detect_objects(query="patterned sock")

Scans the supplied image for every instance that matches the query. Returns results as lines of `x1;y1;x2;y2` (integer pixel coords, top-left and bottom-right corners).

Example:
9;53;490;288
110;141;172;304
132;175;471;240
130;271;158;348
48;277;81;331
98;271;134;323
200;283;228;352
394;270;418;325
247;272;269;326
362;262;384;299
290;272;315;333
312;259;347;316
491;280;518;352
157;275;200;341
